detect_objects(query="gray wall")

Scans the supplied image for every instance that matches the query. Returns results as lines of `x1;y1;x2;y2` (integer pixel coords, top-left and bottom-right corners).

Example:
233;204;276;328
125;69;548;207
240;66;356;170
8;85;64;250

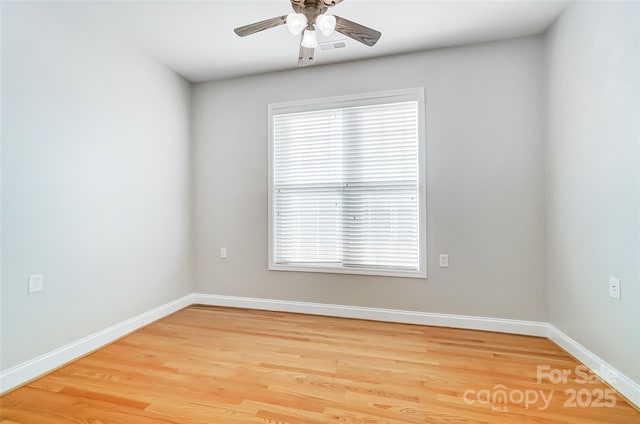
193;36;547;321
1;3;194;369
544;2;640;381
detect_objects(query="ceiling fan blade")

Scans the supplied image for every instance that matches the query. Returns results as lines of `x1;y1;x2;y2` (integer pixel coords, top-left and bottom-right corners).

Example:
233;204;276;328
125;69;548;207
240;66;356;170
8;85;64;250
298;43;315;67
234;15;287;37
334;15;381;47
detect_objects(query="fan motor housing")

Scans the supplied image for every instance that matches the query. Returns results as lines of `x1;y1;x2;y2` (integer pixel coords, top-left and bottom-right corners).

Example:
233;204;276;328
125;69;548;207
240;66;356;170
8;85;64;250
292;0;328;24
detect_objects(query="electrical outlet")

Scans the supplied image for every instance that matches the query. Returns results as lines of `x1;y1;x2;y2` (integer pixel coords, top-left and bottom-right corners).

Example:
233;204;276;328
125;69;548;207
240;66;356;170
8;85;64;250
220;247;227;259
609;277;621;300
439;254;449;268
28;274;44;294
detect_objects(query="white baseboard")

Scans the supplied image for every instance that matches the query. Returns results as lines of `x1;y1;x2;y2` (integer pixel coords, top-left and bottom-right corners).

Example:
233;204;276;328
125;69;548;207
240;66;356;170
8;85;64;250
2;292;638;410
548;324;640;408
191;293;549;336
0;294;193;395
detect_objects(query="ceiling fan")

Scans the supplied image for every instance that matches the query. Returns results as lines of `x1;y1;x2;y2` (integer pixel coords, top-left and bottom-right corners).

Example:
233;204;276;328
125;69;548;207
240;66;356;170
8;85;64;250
234;0;382;66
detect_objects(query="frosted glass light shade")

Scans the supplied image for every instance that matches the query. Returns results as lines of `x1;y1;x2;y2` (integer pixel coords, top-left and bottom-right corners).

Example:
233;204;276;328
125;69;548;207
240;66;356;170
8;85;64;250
315;14;336;37
301;29;318;48
286;13;307;36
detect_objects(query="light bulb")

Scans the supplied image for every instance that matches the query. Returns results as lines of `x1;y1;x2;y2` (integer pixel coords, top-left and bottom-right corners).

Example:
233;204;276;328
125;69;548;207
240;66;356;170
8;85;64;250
301;29;318;48
286;13;307;36
315;14;336;37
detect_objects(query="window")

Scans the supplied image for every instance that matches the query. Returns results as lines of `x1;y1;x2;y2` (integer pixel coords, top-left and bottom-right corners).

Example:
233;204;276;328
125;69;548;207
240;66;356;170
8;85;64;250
268;88;426;278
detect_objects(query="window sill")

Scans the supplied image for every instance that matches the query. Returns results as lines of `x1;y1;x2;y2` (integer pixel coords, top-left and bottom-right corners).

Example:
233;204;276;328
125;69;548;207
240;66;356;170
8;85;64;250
268;263;427;279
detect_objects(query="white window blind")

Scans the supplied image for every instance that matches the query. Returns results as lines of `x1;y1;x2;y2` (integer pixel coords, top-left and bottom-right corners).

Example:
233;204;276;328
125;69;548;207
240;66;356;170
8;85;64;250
269;89;426;278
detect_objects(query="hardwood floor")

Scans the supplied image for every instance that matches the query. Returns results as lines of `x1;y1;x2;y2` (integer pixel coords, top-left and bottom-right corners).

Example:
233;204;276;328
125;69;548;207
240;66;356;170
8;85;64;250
1;305;638;423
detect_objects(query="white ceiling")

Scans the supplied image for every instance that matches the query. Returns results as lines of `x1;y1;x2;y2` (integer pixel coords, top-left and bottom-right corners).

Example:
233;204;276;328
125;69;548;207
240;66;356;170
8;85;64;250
39;0;569;82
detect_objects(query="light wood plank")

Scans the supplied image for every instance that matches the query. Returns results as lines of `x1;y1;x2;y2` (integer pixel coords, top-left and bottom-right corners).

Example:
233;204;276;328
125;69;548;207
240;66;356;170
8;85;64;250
1;305;638;423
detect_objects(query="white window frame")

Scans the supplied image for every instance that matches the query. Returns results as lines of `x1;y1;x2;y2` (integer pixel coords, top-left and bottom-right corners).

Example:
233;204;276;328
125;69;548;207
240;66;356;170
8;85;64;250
268;88;427;278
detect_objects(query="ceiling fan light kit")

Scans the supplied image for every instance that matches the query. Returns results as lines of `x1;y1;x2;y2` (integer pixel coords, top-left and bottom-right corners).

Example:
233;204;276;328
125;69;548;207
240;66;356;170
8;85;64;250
286;12;307;35
301;29;319;48
315;14;336;37
234;0;381;67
